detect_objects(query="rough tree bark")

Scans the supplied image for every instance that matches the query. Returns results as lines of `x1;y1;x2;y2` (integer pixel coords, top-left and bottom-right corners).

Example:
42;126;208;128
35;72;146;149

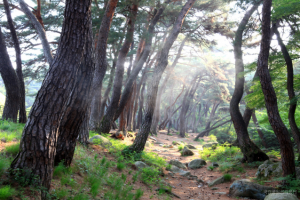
10;0;93;196
230;3;268;162
273;23;300;161
257;0;295;176
19;0;53;64
0;27;20;122
4;0;27;123
99;3;138;133
125;0;196;153
252;111;268;148
89;0;118;130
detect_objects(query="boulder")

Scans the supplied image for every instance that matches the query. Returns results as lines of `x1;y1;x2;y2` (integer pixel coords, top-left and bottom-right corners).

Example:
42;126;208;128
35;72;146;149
88;135;112;149
264;193;298;200
208;176;225;187
135;161;148;170
229;179;274;200
185;144;197;149
181;146;194;156
145;141;151;147
256;160;300;179
202;142;218;148
188;159;206;169
212;162;219;167
169;159;187;169
167;165;191;177
1;137;6;143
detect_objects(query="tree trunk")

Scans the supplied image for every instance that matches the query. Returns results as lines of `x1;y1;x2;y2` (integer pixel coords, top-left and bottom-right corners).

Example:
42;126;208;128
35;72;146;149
114;7;166;121
125;0;196;153
10;0;93;196
230;3;268;163
19;0;53;64
0;28;20;122
99;3;138;133
89;0;118;130
3;0;27;123
273;23;300;161
257;0;295;176
78;110;90;144
137;83;146;129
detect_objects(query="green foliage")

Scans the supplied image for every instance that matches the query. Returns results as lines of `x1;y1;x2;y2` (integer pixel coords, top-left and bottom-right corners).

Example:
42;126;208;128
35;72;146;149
0;155;9;177
87;175;102;198
117;162;125;170
207;166;214;171
178;143;185;151
223;174;232;182
132;172;139;184
53;162;71;177
134;188;143;200
0;186;15;200
0;120;24;142
273;175;300;192
52;187;68;199
267;150;281;158
208;134;217;142
4;144;19;156
199;144;241;162
141;167;160;185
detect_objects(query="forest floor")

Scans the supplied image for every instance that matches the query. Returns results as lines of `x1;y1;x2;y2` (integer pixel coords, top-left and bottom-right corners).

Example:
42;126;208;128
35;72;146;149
0;124;296;200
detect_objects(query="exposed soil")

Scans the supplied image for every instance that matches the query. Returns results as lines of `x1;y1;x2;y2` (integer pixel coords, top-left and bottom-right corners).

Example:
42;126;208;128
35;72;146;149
0;130;294;200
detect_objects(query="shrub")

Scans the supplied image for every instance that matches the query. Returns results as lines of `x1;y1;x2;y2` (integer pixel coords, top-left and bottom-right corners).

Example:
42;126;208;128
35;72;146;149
52;187;68;199
0;186;15;200
178;143;185;151
0;155;9;177
141;167;160;185
208;135;217;142
134;188;143;200
53;162;70;177
88;175;102;198
223;174;232;182
207;166;214;171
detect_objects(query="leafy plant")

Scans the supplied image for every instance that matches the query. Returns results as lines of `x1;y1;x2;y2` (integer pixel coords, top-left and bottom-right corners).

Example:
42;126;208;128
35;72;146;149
207;166;214;171
141;167;160;185
134;188;143;200
0;186;15;200
117;162;125;170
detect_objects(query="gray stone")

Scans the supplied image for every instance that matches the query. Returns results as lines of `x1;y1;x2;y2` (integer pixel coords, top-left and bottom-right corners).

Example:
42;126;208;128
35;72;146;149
264;193;298;200
188;159;206;169
185;144;197;149
155;141;164;144
135;161;148;170
1;137;6;143
208;176;225;187
169;159;187;169
212;162;219;167
88;135;112;148
167;165;191;177
215;192;226;195
145;141;151;147
211;187;219;190
229;179;274;200
181;146;194;156
202;142;218;148
149;136;157;141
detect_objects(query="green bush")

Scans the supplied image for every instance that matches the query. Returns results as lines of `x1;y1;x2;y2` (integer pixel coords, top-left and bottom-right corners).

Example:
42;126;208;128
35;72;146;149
141;167;160;185
4;144;19;156
223;174;232;182
88;175;102;197
117;162;125;170
134;188;143;200
0;186;15;200
0;155;9;177
208;134;217;142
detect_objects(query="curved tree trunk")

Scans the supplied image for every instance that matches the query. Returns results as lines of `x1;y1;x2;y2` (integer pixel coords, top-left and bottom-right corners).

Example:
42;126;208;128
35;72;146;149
230;3;268;162
10;0;93;196
257;0;295;177
0;28;20;122
89;0;118;130
195;119;231;141
4;0;27;123
126;0;196;153
252;111;267;148
273;23;300;161
99;3;138;133
19;0;53;64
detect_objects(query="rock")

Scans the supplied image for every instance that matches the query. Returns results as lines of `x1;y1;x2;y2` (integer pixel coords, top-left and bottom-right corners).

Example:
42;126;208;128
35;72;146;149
149;136;157;141
164;145;173;148
202;142;218;148
145;141;151;147
208;176;225;187
159;144;164;147
215;192;226;195
187;130;193;133
169;159;187;169
167;165;191;177
229;179;274;200
1;137;6;143
256;160;300;179
152;149;161;152
212;162;219;167
188;159;206;169
12;138;18;142
155;141;164;144
211;187;219;190
185;144;197;149
88;135;112;149
135;161;148;170
264;193;298;200
172;141;180;145
181;146;194;156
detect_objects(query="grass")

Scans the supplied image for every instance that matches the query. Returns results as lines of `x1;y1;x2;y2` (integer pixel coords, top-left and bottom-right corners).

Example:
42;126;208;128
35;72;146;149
207;166;214;171
117;162;125;170
223;174;232;182
0;186;15;200
0;154;10;177
141;167;161;185
208;134;217;142
177;143;185;151
267;150;281;158
0;120;24;142
4;143;19;156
